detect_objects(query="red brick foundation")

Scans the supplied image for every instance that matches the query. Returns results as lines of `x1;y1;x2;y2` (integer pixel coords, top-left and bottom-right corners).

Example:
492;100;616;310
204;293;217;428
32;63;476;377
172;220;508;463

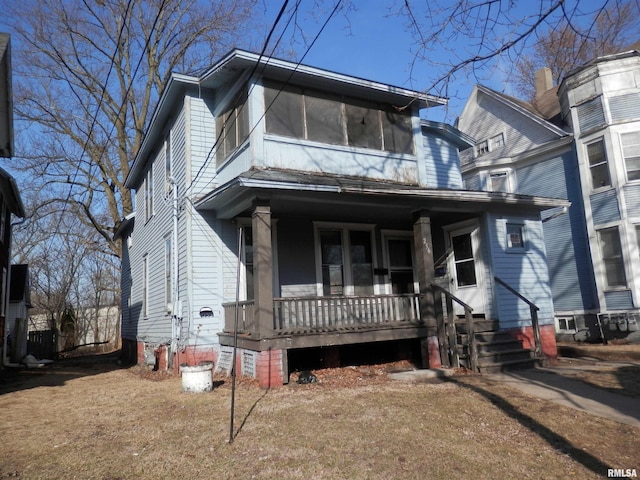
507;324;557;359
421;335;442;368
255;349;284;388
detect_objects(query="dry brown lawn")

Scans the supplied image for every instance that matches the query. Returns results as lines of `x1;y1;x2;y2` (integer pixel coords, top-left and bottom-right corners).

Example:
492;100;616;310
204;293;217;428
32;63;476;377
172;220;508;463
0;349;638;480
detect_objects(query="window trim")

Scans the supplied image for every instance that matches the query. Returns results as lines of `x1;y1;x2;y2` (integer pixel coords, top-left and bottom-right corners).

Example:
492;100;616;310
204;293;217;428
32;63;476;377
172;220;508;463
264;81;415;155
164;134;172;196
313;222;378;297
585;138;611;191
505;221;526;252
488;169;511;193
597;226;627;290
144;167;154;223
620;131;640;183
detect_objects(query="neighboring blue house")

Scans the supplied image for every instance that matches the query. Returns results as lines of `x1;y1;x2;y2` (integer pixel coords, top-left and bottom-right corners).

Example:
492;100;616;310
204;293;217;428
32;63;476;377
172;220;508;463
458;46;640;343
118;50;564;386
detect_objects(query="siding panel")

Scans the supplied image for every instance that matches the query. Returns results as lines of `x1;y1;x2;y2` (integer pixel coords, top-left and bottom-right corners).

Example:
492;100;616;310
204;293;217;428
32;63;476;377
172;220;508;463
590;189;621;225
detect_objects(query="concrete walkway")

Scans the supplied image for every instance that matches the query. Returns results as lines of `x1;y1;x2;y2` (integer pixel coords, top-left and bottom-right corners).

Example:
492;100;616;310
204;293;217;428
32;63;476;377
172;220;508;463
489;360;640;428
389;359;640;428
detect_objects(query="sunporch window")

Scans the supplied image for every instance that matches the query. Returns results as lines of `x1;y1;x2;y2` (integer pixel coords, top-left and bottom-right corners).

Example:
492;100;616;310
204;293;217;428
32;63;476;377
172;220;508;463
317;227;375;296
216;88;249;166
264;81;413;155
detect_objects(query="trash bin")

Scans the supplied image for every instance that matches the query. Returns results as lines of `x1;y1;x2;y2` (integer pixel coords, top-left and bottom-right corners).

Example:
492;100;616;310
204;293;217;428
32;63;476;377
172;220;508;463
179;361;214;393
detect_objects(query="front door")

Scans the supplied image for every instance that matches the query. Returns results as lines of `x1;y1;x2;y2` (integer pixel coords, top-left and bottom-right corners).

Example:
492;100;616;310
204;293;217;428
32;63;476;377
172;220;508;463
385;236;415;294
446;223;485;316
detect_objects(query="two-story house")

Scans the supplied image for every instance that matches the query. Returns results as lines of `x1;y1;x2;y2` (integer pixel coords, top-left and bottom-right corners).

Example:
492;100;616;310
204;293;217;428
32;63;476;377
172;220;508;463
118;50;565;387
458;47;640;343
0;33;26;368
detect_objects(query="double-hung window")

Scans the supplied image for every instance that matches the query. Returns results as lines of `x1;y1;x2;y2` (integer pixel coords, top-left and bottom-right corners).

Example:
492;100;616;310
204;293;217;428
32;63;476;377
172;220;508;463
597;227;626;288
586;139;611;189
621;131;640;182
145;167;153;222
489;171;510;193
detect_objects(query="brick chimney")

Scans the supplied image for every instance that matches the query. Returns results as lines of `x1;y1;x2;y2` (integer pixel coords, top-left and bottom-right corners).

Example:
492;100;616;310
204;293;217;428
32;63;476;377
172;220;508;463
534;67;553;99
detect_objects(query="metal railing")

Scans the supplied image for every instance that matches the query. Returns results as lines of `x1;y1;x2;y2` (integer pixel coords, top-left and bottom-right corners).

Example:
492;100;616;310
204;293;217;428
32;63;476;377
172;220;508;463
494;276;542;358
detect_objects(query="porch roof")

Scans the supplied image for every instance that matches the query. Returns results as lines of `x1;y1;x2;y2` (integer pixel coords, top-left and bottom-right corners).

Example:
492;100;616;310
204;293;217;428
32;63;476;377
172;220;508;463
194;167;568;220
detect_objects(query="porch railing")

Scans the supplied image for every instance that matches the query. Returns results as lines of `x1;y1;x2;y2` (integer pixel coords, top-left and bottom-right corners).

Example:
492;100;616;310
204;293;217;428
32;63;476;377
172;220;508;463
222;293;421;336
431;283;477;371
273;293;421;333
494;276;542;358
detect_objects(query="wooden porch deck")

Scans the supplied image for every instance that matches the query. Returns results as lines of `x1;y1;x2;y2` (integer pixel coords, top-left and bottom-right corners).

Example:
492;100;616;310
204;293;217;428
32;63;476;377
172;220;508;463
221;293;427;349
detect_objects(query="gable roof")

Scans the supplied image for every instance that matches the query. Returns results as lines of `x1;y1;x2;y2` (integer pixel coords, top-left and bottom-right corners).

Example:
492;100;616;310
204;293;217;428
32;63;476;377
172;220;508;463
470;84;568;137
126;49;448;189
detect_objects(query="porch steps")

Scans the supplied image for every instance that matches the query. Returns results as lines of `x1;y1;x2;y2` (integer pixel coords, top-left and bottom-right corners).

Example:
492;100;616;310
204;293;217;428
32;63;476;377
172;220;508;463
456;329;542;374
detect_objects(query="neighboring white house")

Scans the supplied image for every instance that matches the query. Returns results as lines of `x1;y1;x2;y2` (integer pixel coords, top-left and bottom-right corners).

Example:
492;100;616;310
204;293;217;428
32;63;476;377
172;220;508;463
458;46;640;342
118;49;566;387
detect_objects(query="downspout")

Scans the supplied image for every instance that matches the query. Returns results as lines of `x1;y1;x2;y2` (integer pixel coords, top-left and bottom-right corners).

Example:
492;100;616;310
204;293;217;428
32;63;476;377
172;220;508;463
169;178;180;369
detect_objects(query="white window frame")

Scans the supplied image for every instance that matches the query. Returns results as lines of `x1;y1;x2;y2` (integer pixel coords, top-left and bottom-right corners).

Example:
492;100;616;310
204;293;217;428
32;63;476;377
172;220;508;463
145;166;154;222
488;169;511;193
556;316;577;333
597;226;627;290
164;134;172;196
505;221;526;252
313;222;378;296
585;138;611;191
620;131;640;183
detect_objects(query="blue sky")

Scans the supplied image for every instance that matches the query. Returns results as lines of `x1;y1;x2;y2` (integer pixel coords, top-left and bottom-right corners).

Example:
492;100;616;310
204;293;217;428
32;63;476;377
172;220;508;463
258;0;633;123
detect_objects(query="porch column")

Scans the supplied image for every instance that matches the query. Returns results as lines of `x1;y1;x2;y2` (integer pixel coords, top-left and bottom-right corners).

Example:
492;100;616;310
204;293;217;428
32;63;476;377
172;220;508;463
252;200;274;339
413;211;444;368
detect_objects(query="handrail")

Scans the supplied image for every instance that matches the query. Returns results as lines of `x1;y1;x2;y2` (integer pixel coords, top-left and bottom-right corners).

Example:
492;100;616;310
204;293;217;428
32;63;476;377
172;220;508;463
494;277;540;311
494;276;542;358
432;283;477;372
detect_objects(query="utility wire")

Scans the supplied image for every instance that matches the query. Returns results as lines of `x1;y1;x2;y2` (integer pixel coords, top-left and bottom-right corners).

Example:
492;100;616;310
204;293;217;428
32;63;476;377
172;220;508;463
188;0;343;199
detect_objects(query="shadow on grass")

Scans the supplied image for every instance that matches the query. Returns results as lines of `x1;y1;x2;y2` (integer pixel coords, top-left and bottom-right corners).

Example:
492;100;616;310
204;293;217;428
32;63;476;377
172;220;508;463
230;387;269;442
0;351;124;395
448;376;612;477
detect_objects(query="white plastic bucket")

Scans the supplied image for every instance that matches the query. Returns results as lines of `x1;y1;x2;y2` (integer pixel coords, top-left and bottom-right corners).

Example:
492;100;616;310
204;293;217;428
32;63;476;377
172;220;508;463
180;362;214;393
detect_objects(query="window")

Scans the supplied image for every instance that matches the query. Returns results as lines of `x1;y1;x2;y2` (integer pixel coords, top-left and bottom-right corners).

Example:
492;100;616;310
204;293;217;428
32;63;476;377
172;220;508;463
317;226;374;296
142;255;149;317
506;223;525;250
165;134;172;195
489;171;509;193
216;88;249;166
476;140;489;156
145;167;154;222
491;133;505;149
557;317;577;332
242;227;254;301
621;132;640;182
165;236;172;311
597;227;626;288
264;82;414;154
636;225;640;260
586;139;611;189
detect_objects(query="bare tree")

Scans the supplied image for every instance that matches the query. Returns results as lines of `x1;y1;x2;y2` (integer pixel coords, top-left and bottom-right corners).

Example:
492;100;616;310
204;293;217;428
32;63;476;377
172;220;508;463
511;1;640;100
2;0;258;260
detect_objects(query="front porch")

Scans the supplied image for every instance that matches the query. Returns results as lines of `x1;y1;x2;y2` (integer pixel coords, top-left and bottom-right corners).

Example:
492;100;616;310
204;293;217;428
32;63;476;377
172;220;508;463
220;292;429;351
195;168;562;386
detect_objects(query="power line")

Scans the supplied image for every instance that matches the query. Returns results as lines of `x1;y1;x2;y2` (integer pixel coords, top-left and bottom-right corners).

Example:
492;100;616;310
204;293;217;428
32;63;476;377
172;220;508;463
187;0;343;199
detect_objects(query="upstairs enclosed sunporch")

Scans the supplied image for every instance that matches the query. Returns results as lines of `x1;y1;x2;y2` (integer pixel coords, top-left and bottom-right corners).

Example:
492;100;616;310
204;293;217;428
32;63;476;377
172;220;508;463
197;168;561;360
